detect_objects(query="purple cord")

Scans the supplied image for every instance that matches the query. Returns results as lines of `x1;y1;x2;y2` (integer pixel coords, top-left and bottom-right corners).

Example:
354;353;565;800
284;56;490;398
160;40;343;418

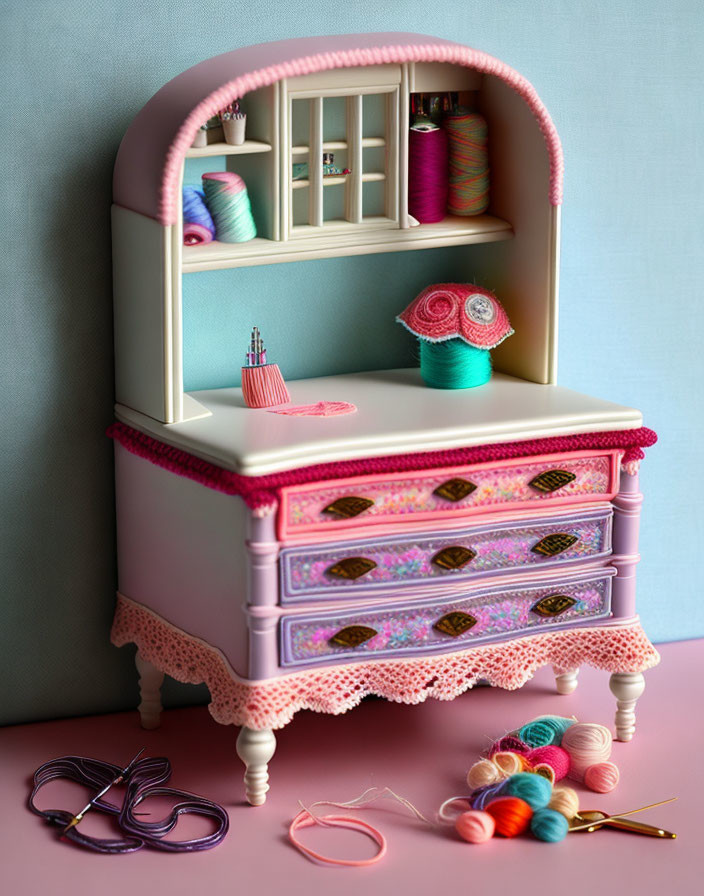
28;755;229;853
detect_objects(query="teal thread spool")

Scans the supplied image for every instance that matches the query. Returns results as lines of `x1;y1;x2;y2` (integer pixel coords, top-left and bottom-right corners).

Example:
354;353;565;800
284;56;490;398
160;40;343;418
396;284;514;391
419;338;491;389
202;171;257;243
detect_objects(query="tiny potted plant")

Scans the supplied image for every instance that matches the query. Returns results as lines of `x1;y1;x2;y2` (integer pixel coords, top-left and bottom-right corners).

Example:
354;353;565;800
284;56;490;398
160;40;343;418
220;100;246;146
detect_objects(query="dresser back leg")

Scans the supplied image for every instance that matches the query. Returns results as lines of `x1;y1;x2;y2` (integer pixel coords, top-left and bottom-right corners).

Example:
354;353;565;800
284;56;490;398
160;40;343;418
236;727;277;806
135;651;164;730
609;671;645;741
553;668;579;695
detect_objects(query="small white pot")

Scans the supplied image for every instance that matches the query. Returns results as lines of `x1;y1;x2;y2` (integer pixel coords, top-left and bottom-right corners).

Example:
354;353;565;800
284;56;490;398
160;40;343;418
223;116;247;146
191;129;208;148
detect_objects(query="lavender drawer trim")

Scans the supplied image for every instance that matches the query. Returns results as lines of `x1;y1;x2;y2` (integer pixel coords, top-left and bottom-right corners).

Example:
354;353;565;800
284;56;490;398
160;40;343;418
280;508;613;602
280;569;615;668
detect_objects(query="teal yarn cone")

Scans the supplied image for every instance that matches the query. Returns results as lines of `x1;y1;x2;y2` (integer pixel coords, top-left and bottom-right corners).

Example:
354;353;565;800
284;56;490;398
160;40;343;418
202;172;257;243
419;338;491;389
503;773;552;810
530;808;569;842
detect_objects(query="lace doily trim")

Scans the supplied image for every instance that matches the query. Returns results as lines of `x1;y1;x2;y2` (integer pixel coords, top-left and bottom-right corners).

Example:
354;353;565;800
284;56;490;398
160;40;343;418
111;594;660;731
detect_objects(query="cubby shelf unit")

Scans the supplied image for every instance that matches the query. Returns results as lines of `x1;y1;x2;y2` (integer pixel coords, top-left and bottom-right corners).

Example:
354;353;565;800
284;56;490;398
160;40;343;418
112;34;563;425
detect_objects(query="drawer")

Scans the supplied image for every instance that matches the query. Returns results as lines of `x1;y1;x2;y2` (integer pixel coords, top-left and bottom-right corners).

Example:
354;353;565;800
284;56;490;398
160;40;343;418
280;506;613;603
279;568;615;668
278;451;620;540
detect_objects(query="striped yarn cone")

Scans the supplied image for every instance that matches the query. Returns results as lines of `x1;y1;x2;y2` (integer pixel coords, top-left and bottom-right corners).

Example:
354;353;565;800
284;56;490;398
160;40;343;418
445;113;490;216
202;172;257;242
241;364;290;409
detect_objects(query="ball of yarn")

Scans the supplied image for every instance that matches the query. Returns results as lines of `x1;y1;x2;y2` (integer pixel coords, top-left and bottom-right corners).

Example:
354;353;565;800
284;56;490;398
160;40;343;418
182;185;215;235
493;751;531;776
561;723;612;780
467;759;502;790
470;781;507;810
503;772;552;810
202;172;257;243
486;797;533;838
532;763;556;785
548;785;580;820
518;716;576;748
530;808;569;842
528;745;571;781
488;736;531;758
455;810;495;844
584;761;620;793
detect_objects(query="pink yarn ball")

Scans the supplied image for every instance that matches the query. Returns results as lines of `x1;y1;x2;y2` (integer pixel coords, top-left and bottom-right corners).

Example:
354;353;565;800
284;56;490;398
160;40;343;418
584;761;620;793
529;745;571;781
455;810;496;844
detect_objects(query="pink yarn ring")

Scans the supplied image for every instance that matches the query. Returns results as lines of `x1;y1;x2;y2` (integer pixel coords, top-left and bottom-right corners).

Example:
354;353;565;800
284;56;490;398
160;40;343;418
289;811;387;867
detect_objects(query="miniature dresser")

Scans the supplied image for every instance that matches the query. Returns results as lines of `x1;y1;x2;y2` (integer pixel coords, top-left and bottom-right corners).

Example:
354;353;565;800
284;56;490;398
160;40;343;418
109;33;659;805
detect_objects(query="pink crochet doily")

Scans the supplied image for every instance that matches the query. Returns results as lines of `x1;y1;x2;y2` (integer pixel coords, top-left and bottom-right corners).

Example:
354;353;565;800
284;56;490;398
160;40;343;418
111;595;660;731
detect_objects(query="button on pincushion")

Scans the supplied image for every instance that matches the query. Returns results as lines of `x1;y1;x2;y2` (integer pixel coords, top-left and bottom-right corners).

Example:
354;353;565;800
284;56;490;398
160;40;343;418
396;283;513;388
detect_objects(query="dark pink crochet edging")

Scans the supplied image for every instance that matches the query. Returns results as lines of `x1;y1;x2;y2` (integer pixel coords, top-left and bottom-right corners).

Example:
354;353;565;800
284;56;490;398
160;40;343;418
107;422;657;511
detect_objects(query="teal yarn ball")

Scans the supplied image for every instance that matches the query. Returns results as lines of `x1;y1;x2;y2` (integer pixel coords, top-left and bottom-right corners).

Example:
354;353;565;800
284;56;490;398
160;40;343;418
504;773;552;810
518;716;576;748
530;808;569;842
419;338;491;389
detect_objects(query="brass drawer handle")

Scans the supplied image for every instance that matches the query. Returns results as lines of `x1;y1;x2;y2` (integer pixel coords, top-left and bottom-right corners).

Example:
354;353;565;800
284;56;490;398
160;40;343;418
434;611;477;637
433;478;477;502
431;546;477;570
531;533;579;557
531;593;577;617
529;469;577;493
322;496;375;519
326;557;377;580
329;625;377;648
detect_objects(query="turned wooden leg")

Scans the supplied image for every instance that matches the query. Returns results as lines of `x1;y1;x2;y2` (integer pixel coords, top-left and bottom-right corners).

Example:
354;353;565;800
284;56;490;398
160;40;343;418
135;651;164;730
609;672;645;742
236;727;276;806
554;668;579;695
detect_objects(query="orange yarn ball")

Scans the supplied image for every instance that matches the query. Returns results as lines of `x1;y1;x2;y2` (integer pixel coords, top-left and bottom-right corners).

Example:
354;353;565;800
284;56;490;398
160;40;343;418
486;796;533;838
455;810;496;844
584;761;620;793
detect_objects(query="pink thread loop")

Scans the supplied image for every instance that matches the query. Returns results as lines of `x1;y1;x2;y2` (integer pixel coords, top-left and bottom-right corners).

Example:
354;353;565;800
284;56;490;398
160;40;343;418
289;811;387;867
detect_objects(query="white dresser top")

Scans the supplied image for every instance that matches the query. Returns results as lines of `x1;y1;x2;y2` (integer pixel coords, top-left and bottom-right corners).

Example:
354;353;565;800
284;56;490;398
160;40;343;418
115;369;643;476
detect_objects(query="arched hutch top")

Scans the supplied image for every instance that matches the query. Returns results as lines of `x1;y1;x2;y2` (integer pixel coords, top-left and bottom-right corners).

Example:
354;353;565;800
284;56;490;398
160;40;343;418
112;33;639;474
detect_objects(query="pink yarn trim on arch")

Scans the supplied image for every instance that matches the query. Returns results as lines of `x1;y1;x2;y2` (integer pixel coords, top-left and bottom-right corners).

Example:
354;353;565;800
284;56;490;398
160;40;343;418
155;38;564;223
111;594;660;731
107;422;657;512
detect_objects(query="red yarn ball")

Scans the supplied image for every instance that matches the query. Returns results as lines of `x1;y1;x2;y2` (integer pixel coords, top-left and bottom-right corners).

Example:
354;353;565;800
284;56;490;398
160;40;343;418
486;797;533;838
529;745;571;781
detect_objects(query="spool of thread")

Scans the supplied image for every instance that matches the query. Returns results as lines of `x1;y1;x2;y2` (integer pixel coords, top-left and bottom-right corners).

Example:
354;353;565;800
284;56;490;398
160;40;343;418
467;759;502;790
182;185;215;245
488;736;532;758
561;723;612;781
455;810;495;844
486;797;533;838
584;761;620;793
493;751;532;777
548;785;580;820
241;363;290;409
530;808;569;843
517;716;576;748
202;172;257;243
528;746;571;781
470;781;507;810
503;773;552;810
408;127;448;223
419;338;491;389
444;113;489;216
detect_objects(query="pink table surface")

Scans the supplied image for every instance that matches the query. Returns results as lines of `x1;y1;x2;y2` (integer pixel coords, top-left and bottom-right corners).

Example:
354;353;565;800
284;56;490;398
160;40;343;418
1;639;701;896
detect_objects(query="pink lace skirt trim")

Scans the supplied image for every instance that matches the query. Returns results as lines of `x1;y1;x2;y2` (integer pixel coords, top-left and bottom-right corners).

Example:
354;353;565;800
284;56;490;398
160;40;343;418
111;595;660;731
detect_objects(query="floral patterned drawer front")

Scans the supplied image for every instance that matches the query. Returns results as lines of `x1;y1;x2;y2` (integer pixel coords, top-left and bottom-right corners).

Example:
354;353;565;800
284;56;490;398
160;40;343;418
280;507;613;603
278;451;620;540
279;569;615;668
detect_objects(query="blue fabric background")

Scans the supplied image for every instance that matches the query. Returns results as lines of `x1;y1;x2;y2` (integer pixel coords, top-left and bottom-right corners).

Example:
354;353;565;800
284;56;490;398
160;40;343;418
1;0;702;725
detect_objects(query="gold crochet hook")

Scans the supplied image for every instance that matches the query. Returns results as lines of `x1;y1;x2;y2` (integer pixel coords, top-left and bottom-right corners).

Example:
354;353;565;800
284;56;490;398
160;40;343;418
568;797;677;838
62;748;145;834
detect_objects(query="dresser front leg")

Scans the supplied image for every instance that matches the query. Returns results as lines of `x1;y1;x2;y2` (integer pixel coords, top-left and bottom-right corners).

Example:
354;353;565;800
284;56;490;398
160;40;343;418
554;668;579;695
236;727;277;806
135;651;164;730
609;672;645;741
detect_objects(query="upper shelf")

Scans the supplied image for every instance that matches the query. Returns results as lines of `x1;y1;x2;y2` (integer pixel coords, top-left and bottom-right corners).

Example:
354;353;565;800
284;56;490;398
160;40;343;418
182;214;513;272
185;140;272;158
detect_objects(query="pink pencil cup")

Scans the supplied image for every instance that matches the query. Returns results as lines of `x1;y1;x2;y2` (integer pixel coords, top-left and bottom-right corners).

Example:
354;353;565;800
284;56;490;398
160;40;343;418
241;363;290;409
